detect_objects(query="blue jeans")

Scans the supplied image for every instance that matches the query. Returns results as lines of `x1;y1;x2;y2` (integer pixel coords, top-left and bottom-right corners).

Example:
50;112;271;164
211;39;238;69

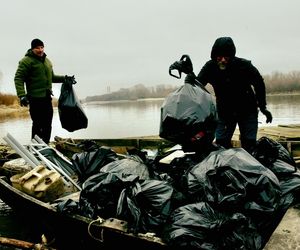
215;111;258;152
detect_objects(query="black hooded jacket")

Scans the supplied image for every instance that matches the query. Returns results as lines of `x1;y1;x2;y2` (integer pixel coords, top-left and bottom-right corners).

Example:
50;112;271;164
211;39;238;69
196;37;267;119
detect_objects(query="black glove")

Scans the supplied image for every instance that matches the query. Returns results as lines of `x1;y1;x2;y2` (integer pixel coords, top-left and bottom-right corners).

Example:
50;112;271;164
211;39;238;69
46;89;54;97
19;96;29;107
64;75;76;84
184;72;196;84
260;108;273;123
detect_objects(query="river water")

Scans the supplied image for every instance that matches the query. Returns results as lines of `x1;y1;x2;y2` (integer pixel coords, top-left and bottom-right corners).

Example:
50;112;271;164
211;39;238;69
0;94;300;245
1;94;300;145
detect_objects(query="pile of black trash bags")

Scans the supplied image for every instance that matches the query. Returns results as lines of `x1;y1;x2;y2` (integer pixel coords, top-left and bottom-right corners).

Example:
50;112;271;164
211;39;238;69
58;137;300;249
56;137;300;250
56;83;300;249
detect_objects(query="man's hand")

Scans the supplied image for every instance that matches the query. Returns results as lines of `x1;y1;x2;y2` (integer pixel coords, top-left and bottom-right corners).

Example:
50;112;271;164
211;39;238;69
184;73;196;84
260;108;273;123
19;96;29;107
64;75;76;84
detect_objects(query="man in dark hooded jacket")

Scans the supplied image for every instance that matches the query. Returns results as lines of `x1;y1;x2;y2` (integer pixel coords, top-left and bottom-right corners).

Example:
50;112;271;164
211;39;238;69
195;37;272;152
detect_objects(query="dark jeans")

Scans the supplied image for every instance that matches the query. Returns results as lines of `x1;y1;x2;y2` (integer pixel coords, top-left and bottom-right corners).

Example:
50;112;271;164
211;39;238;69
28;95;53;144
215;111;258;152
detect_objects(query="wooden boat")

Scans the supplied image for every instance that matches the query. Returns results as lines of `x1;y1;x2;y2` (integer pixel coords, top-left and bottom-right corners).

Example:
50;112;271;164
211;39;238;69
0;136;175;249
0;126;300;249
54;132;300;167
0;175;168;249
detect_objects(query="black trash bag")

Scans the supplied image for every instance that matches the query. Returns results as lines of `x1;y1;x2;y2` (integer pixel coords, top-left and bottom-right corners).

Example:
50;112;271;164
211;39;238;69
162;202;262;250
58;78;88;132
251;136;297;170
71;145;119;184
251;136;300;203
278;170;300;198
159;82;217;149
76;139;100;151
116;179;175;234
100;157;150;180
186;148;282;215
184;148;290;246
79;172;139;219
56;199;80;214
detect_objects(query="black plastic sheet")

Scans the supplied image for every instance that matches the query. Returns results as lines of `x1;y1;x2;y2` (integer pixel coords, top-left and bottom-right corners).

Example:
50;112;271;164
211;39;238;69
39;147;76;176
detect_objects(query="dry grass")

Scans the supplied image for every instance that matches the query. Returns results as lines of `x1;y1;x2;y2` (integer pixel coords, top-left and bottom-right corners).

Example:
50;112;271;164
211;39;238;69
0;93;58;121
0;105;29;121
0;93;25;121
0;93;58;106
0;93;19;106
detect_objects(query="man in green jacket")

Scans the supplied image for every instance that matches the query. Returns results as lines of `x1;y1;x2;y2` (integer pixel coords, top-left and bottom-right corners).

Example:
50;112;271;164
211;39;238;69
14;38;74;143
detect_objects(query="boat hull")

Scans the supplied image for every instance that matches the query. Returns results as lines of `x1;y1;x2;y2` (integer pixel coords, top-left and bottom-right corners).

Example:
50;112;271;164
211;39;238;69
0;176;168;249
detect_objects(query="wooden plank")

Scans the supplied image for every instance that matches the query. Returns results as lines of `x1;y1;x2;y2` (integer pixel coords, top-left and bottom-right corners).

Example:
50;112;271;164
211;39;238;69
258;127;300;141
0;237;34;249
233;125;300;141
0;236;57;249
54;136;174;149
278;124;300;128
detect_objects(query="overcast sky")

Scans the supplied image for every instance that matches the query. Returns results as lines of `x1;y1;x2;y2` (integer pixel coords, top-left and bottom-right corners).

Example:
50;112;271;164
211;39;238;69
1;0;300;98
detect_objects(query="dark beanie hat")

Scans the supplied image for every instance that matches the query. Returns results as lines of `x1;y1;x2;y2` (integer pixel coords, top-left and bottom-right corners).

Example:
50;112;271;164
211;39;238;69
31;38;44;49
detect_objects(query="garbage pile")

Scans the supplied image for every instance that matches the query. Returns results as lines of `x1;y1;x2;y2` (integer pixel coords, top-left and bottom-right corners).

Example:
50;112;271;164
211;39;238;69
57;137;300;249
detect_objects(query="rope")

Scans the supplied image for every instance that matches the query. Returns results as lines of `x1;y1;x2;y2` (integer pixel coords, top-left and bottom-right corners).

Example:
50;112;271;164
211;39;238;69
87;216;105;243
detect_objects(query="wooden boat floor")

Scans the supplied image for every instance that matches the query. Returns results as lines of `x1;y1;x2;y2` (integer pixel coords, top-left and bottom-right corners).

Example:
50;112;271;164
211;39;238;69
233;124;300;141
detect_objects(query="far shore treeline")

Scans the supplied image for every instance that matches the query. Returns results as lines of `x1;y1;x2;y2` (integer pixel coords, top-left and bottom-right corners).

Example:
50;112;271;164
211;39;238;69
84;71;300;102
1;71;300;106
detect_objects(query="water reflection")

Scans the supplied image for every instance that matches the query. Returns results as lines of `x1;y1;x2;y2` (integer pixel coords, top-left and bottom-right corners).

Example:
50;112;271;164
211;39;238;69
265;94;300;125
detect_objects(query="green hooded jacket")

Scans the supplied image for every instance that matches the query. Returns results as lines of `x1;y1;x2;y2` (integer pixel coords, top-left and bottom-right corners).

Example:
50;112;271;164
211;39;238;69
14;49;65;98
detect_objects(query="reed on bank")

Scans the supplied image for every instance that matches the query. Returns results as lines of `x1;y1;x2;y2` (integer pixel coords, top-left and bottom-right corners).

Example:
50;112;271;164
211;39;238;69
0;93;59;120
